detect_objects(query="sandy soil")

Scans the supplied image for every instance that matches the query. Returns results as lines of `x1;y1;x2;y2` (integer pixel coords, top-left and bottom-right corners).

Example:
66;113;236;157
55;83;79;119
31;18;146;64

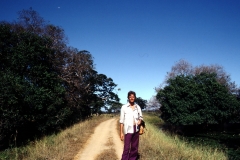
74;118;123;160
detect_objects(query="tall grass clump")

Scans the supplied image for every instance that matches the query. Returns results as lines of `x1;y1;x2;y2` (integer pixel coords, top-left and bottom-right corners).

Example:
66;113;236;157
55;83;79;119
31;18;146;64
138;113;227;160
0;114;112;160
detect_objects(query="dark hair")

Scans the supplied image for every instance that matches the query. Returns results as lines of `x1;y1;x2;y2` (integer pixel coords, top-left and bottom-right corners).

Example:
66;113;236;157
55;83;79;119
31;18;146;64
127;91;136;99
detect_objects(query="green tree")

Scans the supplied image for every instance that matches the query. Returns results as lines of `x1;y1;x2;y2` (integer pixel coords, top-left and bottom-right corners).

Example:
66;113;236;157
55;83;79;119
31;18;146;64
0;23;70;147
14;8;121;119
156;73;240;125
135;97;147;110
109;102;122;113
0;8;121;148
86;73;120;114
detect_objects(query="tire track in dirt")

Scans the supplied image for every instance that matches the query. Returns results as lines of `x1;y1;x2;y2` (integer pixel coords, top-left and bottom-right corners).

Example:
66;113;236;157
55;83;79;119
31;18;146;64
74;118;123;160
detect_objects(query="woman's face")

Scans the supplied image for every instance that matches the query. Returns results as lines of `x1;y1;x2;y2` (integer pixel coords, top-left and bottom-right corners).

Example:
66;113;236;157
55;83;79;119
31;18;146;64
128;94;135;103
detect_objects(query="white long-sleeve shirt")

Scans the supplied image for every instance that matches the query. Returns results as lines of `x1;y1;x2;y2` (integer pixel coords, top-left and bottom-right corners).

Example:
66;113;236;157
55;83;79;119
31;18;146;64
119;102;143;134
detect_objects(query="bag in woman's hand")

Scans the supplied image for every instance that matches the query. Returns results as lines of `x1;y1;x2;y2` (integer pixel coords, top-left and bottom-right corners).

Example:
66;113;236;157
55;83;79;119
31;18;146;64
138;120;146;135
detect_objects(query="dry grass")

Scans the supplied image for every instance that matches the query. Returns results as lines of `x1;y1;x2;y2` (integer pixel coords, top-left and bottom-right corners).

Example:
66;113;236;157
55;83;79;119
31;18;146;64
0;114;112;160
1;113;228;160
138;113;228;160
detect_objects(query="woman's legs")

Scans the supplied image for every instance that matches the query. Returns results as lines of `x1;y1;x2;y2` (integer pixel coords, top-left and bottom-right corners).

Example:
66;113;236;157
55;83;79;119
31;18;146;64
129;127;139;160
121;126;139;160
121;133;133;160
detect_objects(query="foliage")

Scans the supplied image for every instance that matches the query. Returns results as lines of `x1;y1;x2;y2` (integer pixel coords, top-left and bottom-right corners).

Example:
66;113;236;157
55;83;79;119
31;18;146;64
108;102;122;113
0;8;120;149
0;23;70;148
61;49;119;117
88;73;120;112
14;8;120;116
156;73;240;125
135;97;147;109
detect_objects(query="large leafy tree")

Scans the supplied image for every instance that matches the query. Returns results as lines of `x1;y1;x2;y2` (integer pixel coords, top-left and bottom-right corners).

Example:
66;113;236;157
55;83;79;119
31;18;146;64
12;8;120;119
60;48;95;118
156;73;240;125
85;73;120;114
60;48;120;117
0;23;70;147
0;8;121;148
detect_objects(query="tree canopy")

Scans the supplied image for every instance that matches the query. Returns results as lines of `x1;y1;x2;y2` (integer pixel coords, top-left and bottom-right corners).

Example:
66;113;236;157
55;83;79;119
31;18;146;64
157;73;240;125
0;8;120;148
0;23;70;146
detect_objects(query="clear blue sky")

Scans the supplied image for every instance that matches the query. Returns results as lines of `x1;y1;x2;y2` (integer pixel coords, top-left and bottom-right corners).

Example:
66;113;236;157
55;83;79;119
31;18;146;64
1;0;239;104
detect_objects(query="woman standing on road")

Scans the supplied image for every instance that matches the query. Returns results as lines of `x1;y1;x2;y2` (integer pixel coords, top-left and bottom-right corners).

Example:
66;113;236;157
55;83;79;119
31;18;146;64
119;91;143;160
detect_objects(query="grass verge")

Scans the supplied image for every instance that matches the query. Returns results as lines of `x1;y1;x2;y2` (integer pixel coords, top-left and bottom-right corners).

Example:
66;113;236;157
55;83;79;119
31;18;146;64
0;113;229;160
0;114;112;160
138;113;227;160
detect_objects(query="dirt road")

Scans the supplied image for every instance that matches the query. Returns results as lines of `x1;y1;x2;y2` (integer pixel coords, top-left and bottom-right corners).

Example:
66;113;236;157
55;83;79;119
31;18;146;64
74;118;123;160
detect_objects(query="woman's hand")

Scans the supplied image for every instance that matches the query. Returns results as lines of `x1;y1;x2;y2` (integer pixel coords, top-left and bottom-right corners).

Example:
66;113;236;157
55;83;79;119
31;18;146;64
120;133;124;141
137;120;141;125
